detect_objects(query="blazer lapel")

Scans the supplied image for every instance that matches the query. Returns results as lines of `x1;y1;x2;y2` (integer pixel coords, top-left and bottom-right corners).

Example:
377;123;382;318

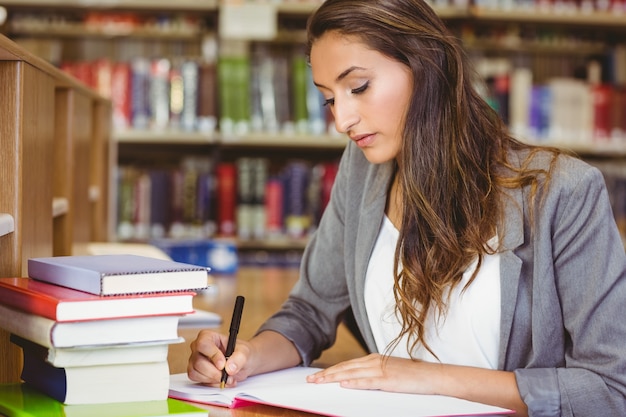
352;162;394;352
497;185;525;369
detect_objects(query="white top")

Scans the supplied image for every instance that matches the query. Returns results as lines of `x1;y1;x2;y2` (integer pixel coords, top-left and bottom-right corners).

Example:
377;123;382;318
364;216;501;369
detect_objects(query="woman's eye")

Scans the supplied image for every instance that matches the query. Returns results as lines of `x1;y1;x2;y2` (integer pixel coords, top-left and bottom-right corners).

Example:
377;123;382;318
323;98;335;107
351;81;369;95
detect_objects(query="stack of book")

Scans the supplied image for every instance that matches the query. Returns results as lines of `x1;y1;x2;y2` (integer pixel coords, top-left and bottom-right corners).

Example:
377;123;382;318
0;254;210;407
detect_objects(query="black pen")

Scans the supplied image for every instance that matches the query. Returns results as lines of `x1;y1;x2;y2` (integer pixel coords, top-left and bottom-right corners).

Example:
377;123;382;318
221;295;245;389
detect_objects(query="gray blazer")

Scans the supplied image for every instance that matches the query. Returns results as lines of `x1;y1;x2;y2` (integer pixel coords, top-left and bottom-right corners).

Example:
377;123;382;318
259;141;626;417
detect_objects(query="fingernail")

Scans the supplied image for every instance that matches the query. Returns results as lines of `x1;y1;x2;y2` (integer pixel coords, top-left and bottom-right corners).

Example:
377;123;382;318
227;363;237;372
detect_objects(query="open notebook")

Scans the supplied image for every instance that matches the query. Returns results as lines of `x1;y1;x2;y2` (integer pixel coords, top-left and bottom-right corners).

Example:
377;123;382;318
169;367;513;417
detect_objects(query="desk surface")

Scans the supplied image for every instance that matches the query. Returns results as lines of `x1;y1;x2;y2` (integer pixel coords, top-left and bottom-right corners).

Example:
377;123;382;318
168;266;367;417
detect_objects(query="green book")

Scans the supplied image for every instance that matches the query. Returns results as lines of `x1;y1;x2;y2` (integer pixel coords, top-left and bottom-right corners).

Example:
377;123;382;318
291;52;309;134
0;383;207;417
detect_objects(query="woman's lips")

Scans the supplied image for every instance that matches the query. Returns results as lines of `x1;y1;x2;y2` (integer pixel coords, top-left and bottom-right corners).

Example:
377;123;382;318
351;133;375;147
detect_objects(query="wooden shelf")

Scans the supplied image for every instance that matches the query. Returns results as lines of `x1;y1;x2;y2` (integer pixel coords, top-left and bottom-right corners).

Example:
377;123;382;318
114;129;219;145
470;7;626;27
114;129;348;149
463;39;608;55
274;2;470;18
8;23;203;40
0;0;218;11
0;214;15;237
220;132;348;149
237;236;308;251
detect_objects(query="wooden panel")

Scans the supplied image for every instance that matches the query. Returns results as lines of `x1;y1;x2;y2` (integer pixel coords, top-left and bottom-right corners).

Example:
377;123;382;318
90;100;112;242
0;34;111;384
71;91;94;246
53;88;74;256
0;62;21;279
20;62;56;270
0;60;56;383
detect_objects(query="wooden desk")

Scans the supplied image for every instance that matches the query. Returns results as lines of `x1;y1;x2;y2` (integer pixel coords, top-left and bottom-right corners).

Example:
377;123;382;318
168;266;367;417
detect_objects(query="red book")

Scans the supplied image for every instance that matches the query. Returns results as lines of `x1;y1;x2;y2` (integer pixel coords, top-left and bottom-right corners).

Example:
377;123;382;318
321;161;339;213
111;62;132;130
265;177;284;236
0;277;195;322
216;163;237;236
592;83;612;141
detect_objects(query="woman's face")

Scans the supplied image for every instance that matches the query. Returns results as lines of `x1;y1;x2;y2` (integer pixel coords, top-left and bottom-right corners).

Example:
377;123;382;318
310;31;413;164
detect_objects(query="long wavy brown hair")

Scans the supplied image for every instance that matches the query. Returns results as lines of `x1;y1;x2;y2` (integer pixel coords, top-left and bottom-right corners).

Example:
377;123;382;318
307;0;564;358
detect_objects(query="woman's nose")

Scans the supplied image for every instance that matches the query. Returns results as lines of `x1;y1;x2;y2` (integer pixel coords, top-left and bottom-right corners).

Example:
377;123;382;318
332;101;359;134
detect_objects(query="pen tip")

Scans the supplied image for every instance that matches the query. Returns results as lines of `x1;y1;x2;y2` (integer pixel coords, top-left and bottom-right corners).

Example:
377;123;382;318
220;381;225;390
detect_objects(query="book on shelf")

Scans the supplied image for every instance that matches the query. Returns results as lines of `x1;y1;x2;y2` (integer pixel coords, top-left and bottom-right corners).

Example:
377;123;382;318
181;60;199;132
131;57;151;130
0;277;195;322
236;157;254;240
292;49;309;134
133;172;152;240
169;60;184;130
197;35;218;134
282;161;311;239
111;61;132;130
0;302;181;348
27;254;209;296
20;352;169;405
150;58;171;131
169;367;513;417
0;383;208;417
306;63;328;135
10;334;180;368
216;163;237;237
251;158;268;240
265;177;284;237
591;83;612;141
235;157;269;240
150;169;173;239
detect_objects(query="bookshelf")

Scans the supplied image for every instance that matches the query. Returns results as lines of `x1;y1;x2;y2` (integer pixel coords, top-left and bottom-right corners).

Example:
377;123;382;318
0;33;111;383
1;0;625;252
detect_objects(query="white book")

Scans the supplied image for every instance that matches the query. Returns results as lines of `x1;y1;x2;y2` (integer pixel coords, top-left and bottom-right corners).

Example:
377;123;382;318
10;334;182;367
0;303;181;348
22;357;169;405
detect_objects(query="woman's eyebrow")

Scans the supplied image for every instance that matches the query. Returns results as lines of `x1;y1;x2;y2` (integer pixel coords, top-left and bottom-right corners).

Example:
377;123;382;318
314;66;366;89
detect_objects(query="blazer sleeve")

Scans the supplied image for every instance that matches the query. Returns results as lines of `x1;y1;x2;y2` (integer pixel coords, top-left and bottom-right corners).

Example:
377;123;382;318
514;162;626;417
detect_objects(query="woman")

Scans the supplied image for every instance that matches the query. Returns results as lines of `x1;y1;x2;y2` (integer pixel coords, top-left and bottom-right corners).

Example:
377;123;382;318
188;0;626;415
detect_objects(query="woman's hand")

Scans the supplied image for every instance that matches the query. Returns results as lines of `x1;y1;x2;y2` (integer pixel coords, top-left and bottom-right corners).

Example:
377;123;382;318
187;329;254;388
307;353;527;416
306;353;441;394
187;330;303;388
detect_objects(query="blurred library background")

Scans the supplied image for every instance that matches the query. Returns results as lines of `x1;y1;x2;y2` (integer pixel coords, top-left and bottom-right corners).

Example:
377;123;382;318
1;0;625;272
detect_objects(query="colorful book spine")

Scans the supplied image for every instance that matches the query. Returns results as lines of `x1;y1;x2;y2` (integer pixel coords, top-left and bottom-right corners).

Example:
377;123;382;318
251;158;269;240
291;50;309;134
216;163;237;237
130;57;151;130
218;56;235;135
265;177;284;237
149;58;171;131
111;62;132;130
282;161;310;239
181;60;199;132
232;54;251;135
591;83;612;141
236;157;254;240
169;61;184;131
